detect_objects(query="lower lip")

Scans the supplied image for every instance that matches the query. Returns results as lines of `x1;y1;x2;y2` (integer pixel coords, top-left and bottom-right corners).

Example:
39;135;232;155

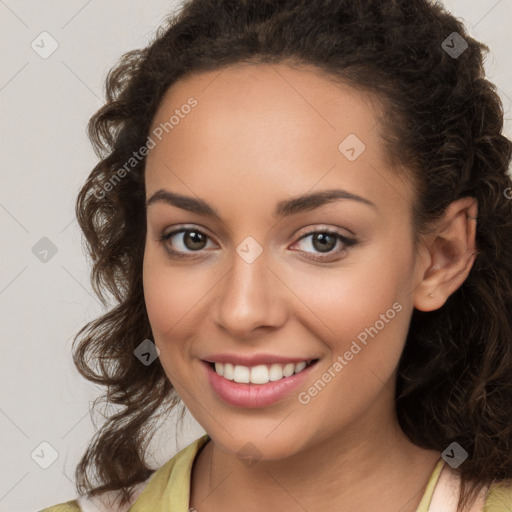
202;360;318;408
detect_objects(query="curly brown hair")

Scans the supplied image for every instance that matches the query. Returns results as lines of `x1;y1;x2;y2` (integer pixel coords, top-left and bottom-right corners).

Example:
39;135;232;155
72;1;512;510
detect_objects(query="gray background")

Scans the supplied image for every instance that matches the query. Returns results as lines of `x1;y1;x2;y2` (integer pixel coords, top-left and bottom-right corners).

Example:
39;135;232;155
0;1;511;510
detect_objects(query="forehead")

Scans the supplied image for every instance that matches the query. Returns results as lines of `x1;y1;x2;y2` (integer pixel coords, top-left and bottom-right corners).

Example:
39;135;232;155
145;62;412;219
149;61;382;142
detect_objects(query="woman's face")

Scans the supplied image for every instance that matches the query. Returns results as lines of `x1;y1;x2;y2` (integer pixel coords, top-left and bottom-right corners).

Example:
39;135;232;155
143;62;426;459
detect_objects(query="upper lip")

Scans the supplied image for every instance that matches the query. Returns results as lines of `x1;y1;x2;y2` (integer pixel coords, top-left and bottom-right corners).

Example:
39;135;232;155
202;353;317;366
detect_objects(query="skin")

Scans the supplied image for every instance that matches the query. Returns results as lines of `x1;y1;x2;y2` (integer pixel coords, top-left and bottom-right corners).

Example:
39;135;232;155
142;62;478;512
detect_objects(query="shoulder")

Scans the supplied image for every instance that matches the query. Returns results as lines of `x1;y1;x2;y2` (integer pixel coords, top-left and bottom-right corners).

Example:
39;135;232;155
38;434;210;512
484;479;512;511
38;476;155;512
129;432;210;511
39;499;82;511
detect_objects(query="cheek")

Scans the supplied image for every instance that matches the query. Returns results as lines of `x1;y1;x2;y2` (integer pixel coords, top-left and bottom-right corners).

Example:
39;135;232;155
287;254;411;335
283;238;414;370
291;275;409;379
291;268;412;427
142;247;210;345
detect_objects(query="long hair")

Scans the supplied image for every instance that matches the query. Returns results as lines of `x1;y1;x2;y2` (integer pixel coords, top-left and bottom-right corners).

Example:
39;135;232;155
72;1;512;510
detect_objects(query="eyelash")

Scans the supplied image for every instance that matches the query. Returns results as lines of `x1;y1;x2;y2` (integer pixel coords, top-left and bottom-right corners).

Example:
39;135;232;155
158;226;358;262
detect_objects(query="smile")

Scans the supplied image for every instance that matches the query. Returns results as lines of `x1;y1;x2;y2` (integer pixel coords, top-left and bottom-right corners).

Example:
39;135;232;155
210;360;316;385
202;358;320;408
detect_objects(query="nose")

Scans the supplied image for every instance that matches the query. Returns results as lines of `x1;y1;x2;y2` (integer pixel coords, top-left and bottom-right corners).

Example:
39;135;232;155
214;247;287;338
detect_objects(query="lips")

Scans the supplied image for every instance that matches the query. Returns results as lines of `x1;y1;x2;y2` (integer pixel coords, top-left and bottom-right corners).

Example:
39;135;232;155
201;357;320;408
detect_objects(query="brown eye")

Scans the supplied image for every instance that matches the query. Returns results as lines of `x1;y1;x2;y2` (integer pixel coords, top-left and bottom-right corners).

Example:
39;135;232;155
160;228;215;258
310;233;338;253
292;230;358;262
181;230;208;250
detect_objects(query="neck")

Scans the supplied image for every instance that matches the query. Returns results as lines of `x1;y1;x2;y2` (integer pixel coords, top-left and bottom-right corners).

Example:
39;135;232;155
190;392;440;512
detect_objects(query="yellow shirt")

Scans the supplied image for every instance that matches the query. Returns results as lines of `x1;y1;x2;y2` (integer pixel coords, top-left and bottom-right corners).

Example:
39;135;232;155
40;434;512;511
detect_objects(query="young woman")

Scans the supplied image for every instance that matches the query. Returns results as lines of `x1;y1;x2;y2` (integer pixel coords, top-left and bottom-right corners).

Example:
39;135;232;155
42;1;512;511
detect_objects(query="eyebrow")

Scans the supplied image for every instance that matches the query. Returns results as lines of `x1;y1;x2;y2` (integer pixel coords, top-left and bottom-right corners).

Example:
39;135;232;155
145;188;377;219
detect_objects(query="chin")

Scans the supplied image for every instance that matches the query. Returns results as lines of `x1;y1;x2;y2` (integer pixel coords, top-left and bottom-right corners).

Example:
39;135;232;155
207;426;309;463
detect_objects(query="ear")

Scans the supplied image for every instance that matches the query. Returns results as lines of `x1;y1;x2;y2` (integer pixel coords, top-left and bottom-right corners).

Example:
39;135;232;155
414;197;478;312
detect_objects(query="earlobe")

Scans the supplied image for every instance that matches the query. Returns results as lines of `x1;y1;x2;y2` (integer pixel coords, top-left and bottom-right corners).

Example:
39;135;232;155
413;197;478;312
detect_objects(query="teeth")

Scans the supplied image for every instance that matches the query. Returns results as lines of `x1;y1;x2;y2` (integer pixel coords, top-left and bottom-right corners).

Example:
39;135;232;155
283;363;295;377
250;365;269;384
223;362;234;380
233;365;250;383
269;364;283;381
212;360;311;384
295;361;307;373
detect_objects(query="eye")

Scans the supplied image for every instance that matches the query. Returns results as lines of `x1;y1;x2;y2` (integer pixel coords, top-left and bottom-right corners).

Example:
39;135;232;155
159;227;216;258
291;229;358;261
158;226;358;261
